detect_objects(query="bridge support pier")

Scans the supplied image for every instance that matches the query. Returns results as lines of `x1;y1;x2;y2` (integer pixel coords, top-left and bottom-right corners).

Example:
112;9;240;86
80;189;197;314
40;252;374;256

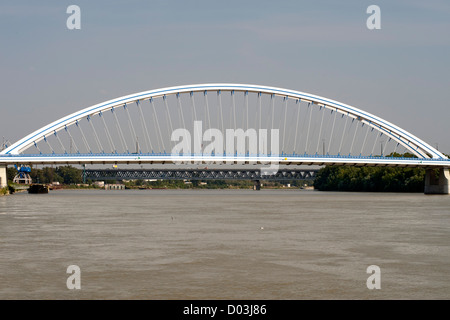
0;165;7;188
253;180;261;191
424;168;450;195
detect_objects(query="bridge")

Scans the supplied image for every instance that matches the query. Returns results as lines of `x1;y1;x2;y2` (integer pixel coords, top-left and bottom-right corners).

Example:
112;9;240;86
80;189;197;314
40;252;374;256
1;83;449;193
82;168;318;182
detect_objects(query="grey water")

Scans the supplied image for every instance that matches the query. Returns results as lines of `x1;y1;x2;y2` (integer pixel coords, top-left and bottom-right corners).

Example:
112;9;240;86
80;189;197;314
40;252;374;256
0;189;449;299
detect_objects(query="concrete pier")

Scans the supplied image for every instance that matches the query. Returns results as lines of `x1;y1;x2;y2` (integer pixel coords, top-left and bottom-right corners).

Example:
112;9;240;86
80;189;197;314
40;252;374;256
0;165;7;188
424;168;450;195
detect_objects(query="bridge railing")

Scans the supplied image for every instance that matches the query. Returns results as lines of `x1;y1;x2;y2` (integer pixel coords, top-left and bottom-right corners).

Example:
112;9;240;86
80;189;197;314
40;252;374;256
2;152;450;162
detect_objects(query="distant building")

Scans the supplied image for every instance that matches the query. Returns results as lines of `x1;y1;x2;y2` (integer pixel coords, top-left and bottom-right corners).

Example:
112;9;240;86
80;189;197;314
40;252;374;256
104;184;125;190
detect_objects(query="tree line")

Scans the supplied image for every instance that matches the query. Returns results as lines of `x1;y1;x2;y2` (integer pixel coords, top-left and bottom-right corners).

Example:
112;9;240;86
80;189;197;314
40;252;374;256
313;152;449;192
7;165;83;185
6;151;449;192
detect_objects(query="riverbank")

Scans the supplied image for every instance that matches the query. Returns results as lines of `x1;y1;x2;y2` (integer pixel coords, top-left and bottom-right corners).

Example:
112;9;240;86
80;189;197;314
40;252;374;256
3;183;314;193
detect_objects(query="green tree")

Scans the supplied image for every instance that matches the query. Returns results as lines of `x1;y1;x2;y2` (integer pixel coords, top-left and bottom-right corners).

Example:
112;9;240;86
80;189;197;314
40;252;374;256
55;166;82;184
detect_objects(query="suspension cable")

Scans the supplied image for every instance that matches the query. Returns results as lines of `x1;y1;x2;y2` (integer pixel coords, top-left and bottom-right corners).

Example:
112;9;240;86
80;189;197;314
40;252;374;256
53;130;67;154
150;97;165;152
33;141;42;154
349;120;360;156
111;107;128;153
124;103;139;153
217;90;224;136
204;91;211;131
163;95;174;149
87;115;104;153
304;102;312;154
64;125;79;154
136;100;153;153
360;122;371;155
371;129;382;156
43;135;54;154
231;90;237;131
338;113;349;155
293;99;301;154
327;109;338;155
76;120;91;153
282;96;288;153
99;111;116;153
315;106;326;155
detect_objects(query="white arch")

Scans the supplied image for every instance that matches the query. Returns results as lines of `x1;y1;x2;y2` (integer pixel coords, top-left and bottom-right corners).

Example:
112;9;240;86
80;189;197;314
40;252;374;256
0;83;446;159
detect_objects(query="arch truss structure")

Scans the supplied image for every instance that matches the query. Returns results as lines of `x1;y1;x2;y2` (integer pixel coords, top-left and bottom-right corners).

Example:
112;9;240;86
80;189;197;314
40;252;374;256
0;84;448;167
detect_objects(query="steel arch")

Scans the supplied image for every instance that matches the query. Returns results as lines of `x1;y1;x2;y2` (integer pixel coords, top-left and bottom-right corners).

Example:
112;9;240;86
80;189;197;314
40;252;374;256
0;83;446;159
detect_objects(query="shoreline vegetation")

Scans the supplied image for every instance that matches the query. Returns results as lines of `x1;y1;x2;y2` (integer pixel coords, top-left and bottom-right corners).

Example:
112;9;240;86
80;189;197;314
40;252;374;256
4;165;313;192
314;152;449;193
2;152;448;194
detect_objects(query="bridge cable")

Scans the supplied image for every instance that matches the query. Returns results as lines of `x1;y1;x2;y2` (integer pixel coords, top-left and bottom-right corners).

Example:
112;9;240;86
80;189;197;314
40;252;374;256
371;130;382;156
217;91;224;145
338;113;350;155
150;98;165;152
393;142;400;155
359;122;371;156
231;90;237;132
257;92;262;134
33;141;42;154
349;120;360;156
87;115;104;153
111;107;129;153
285;98;298;154
293;99;301;154
124;103;140;153
327;109;338;155
76;120;92;153
304;102;313;154
204;91;212;132
136;100;153;153
64;125;79;154
321;108;334;155
163;95;174;149
282;97;288;153
176;93;188;155
297;100;309;154
43;135;55;154
315;106;326;155
99;111;116;153
53;130;67;154
190;92;198;122
64;125;80;153
190;92;201;155
345;118;356;154
244;91;249;133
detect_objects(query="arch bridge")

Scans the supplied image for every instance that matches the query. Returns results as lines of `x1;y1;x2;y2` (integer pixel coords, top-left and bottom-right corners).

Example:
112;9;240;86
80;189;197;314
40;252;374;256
1;84;449;193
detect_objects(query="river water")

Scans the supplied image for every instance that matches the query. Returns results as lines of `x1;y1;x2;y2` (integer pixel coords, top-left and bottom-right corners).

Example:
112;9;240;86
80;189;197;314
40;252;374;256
0;189;449;299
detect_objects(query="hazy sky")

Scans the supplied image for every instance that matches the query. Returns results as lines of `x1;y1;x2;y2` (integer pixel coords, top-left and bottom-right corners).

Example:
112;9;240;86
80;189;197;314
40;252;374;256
1;0;449;153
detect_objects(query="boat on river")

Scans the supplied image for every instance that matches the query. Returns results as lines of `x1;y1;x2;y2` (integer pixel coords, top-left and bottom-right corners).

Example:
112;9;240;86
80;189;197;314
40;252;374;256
28;184;49;194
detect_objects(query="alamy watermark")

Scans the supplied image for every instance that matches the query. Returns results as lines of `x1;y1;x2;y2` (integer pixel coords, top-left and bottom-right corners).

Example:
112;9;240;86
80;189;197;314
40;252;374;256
171;121;280;174
366;265;381;289
366;5;381;30
66;5;81;30
66;265;81;290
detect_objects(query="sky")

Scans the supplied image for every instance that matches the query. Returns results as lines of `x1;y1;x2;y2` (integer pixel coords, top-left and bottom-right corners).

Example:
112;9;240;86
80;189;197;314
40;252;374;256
1;0;449;154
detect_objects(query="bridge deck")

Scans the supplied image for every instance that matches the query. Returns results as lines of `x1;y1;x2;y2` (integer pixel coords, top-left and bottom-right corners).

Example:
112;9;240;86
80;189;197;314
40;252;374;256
1;153;449;168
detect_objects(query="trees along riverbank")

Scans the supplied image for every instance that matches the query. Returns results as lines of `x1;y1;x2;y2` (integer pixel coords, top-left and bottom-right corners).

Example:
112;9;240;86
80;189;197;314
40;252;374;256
313;153;449;192
4;152;449;192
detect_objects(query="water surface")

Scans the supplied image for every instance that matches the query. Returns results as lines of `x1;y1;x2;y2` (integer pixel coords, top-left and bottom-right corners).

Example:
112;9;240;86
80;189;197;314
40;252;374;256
0;189;449;299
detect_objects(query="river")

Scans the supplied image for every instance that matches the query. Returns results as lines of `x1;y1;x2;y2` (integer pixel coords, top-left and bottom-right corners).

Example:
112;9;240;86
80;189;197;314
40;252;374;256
0;189;449;299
